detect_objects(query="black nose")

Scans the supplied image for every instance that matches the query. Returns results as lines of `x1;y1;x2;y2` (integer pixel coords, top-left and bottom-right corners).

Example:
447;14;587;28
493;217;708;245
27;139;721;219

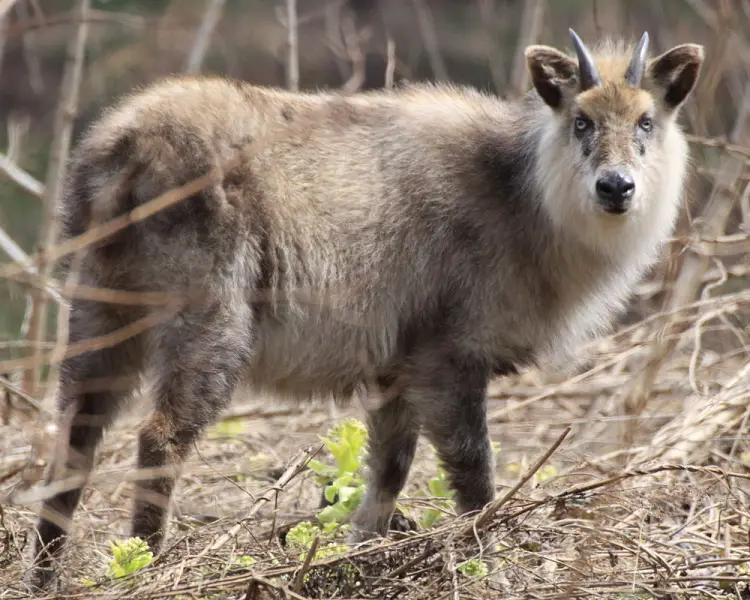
596;171;635;213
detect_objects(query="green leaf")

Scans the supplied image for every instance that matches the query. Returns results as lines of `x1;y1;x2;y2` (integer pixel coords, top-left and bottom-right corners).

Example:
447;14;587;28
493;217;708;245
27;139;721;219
307;459;337;477
336;485;359;503
324;483;339;504
230;555;256;568
318;501;354;524
106;538;153;580
286;522;319;551
457;558;488;578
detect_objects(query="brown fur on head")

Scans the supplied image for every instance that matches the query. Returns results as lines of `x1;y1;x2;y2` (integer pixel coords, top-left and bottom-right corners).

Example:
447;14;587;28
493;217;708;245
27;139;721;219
525;32;704;115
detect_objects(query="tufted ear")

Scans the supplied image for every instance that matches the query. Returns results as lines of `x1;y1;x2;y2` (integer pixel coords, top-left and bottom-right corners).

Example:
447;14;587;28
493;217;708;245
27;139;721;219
647;43;705;111
525;45;579;110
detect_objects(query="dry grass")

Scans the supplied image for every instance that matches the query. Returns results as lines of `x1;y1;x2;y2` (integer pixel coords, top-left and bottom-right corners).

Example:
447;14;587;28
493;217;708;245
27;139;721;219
2;294;750;599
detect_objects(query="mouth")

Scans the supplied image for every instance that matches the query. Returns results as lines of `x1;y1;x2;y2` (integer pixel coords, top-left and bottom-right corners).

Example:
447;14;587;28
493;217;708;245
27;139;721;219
600;203;629;216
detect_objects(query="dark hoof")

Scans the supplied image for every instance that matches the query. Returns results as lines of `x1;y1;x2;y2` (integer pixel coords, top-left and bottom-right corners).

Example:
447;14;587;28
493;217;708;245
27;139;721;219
23;564;58;596
388;510;418;535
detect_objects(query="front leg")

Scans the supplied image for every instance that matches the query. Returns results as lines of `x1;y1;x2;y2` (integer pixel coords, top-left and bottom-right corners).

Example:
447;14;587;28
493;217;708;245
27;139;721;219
350;395;419;542
407;350;495;515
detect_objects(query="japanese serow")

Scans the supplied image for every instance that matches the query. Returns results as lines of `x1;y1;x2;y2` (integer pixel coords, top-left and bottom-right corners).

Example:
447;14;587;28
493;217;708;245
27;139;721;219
27;30;703;589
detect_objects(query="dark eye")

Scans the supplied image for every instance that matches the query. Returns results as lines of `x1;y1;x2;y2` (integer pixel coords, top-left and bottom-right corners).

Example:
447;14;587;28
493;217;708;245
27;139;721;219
574;116;591;133
638;114;653;132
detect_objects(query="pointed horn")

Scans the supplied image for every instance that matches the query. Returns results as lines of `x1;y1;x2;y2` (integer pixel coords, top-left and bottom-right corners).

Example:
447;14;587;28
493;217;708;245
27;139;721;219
569;28;601;91
625;32;649;87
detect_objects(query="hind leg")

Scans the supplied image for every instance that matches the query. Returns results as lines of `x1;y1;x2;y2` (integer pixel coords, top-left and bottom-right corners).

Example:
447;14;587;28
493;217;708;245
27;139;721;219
350;393;419;542
27;301;143;591
132;306;252;553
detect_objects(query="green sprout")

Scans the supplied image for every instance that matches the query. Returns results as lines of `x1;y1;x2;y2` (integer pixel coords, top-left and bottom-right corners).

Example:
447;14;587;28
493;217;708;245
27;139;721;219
105;537;153;580
457;557;489;578
307;418;369;524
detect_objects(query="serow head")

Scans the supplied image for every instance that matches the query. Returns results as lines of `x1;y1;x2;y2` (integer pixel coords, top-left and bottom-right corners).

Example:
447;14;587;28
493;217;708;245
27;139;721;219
524;29;704;217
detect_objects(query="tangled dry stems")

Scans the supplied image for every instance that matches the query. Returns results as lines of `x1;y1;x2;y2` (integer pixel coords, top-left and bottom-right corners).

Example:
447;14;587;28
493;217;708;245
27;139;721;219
2;326;750;599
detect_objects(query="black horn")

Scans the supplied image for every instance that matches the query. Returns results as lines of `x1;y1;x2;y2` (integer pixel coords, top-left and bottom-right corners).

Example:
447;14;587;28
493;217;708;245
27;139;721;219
625;32;649;87
569;28;601;91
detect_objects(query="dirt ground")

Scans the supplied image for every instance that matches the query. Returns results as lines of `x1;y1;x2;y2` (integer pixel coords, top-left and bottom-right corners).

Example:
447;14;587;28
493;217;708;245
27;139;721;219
2;318;750;599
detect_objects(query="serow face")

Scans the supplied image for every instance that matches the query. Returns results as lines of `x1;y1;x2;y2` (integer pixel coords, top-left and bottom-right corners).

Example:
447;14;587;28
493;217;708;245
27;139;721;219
571;97;656;216
525;29;705;218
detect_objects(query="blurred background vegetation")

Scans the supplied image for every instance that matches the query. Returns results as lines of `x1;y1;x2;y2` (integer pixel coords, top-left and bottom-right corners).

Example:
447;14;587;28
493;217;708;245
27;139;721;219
0;0;746;364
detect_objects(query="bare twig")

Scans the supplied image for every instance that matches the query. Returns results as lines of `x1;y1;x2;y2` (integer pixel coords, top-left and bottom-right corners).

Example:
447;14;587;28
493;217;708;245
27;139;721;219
0;226;62;303
509;0;545;97
0;304;182;375
592;0;602;37
385;35;396;90
183;0;225;75
15;0;43;94
477;0;506;93
0;10;8;84
464;426;571;534
0;166;226;284
340;11;368;93
0;374;45;413
4;9;145;38
24;0;90;398
0;152;44;198
293;535;320;594
286;0;299;92
200;445;318;555
411;0;448;81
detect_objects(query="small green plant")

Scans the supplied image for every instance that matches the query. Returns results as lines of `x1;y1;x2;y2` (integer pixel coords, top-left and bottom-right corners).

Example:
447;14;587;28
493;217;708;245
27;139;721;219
417;442;500;530
457;557;489;578
208;417;247;440
285;521;349;561
419;464;455;529
286;521;320;550
307;418;369;524
230;555;257;568
106;537;154;580
535;463;558;484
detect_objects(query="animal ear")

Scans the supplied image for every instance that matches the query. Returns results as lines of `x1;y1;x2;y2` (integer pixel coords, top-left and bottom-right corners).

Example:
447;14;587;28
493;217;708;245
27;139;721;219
525;45;578;110
646;43;705;111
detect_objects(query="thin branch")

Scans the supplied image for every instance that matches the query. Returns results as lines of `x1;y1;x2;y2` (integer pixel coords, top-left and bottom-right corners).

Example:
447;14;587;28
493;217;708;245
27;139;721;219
0;374;45;413
0;164;227;284
0;152;44;198
15;0;44;94
183;0;225;75
0;226;62;302
4;9;145;38
411;0;448;81
200;445;319;555
509;0;545;98
592;0;602;38
286;0;299;91
293;535;320;594
340;10;367;93
385;35;395;90
25;0;90;397
477;0;506;94
0;10;8;84
463;426;571;534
